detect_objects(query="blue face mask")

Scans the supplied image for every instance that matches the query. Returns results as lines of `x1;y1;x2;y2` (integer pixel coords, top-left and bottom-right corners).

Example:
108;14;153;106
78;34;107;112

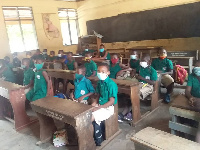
85;49;89;51
21;65;26;69
99;48;105;53
34;63;44;70
75;73;84;80
193;67;200;76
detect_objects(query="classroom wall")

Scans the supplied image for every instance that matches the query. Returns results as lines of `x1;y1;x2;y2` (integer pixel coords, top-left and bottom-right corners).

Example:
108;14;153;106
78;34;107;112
0;0;78;59
77;0;200;51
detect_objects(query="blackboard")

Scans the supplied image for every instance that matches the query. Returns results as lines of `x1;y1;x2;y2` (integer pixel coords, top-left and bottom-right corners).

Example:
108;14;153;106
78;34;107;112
87;2;200;43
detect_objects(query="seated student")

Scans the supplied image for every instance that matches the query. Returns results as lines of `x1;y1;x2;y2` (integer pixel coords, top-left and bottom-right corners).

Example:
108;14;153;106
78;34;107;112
48;51;57;62
0;59;16;83
109;54;132;79
185;61;200;143
12;52;21;68
118;54;158;122
92;44;111;62
152;48;174;103
26;51;34;68
66;52;77;71
91;63;118;145
26;55;50;102
42;49;49;61
82;44;95;56
21;58;35;89
32;49;41;60
130;51;140;69
4;56;13;69
57;50;68;65
70;65;95;104
84;52;97;77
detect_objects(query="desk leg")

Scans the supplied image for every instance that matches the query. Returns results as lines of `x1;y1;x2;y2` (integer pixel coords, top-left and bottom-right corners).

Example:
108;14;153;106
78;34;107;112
151;81;159;111
0;96;5;118
37;113;56;143
9;89;31;131
130;86;141;124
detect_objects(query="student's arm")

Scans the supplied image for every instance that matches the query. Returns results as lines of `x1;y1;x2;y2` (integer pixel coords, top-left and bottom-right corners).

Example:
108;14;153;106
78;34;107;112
93;97;115;112
0;67;6;75
78;93;94;102
136;75;156;85
24;80;34;89
74;62;78;70
42;71;51;96
116;68;132;77
119;63;130;69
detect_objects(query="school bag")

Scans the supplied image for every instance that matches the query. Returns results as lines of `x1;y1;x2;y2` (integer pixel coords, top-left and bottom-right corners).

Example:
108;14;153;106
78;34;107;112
54;93;70;99
174;65;188;85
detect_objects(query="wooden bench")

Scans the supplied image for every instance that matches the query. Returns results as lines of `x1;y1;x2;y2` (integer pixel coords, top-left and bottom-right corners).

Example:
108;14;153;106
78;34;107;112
0;81;37;131
169;94;200;136
88;77;160;126
131;127;200;150
31;97;120;150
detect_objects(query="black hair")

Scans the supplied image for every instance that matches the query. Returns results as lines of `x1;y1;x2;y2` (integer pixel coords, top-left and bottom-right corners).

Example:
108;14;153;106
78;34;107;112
13;52;18;56
67;52;73;55
4;56;10;60
36;54;44;61
77;65;86;71
0;59;6;66
26;51;32;55
98;63;110;71
85;52;92;56
50;51;55;54
141;54;151;61
36;49;41;52
58;50;64;53
112;53;119;57
43;49;47;52
22;58;30;63
100;44;104;47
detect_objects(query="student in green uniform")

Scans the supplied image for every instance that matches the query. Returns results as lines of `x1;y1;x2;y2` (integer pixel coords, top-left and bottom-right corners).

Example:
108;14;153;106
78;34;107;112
92;44;111;62
84;52;97;77
110;54;132;79
82;44;95;56
26;55;50;102
66;52;77;70
152;48;174;103
12;52;21;68
26;51;35;68
70;65;95;104
185;61;200;143
48;51;57;62
0;59;16;83
21;58;35;88
118;54;157;122
4;56;13;69
129;51;140;69
42;49;49;61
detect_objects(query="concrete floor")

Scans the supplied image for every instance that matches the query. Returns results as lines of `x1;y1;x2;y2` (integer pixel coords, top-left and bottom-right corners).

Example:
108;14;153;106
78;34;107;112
0;88;184;150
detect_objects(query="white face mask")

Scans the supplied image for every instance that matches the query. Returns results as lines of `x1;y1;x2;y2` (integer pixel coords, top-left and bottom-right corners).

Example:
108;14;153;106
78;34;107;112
130;55;137;60
58;54;62;57
85;49;89;51
97;72;108;80
140;62;148;68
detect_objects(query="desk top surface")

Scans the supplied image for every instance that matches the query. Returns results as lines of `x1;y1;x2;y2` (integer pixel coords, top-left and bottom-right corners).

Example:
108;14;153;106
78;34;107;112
45;69;75;73
0;80;23;91
31;96;93;118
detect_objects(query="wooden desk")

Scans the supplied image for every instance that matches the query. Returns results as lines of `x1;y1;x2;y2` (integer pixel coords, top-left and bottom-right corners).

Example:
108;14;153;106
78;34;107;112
72;56;85;65
45;69;75;80
88;77;159;125
31;97;96;150
0;81;37;131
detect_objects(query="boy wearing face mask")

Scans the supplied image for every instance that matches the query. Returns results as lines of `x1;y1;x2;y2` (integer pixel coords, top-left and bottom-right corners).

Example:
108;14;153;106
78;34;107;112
70;65;95;104
26;55;50;102
0;59;16;83
82;44;95;56
12;52;21;68
4;56;13;69
92;44;111;62
152;48;174;103
57;50;68;65
66;52;77;71
42;49;49;61
26;51;34;68
48;51;57;62
84;52;97;77
130;51;140;69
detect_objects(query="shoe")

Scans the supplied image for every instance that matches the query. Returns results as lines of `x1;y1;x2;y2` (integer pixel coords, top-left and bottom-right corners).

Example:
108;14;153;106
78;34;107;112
165;94;171;103
124;112;133;121
118;114;124;123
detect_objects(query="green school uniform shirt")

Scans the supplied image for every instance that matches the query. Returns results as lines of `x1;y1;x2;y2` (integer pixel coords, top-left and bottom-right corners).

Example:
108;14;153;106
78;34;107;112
96;77;118;105
130;59;140;69
82;49;95;56
43;54;49;60
2;66;16;83
152;58;173;73
66;60;75;70
30;59;35;69
23;67;35;86
187;74;200;98
109;63;122;79
48;56;57;62
137;66;158;83
84;60;97;77
26;69;47;101
74;77;95;100
100;52;111;60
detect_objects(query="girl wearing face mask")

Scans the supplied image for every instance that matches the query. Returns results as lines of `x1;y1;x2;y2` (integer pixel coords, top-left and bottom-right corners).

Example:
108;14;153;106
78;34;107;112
26;55;51;102
109;54;132;79
0;59;16;83
129;51;140;69
92;44;111;62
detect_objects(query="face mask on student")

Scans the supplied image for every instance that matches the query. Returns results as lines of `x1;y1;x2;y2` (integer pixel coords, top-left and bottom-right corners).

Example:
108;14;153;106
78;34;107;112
58;54;62;57
193;67;200;76
111;58;118;64
34;63;44;70
21;65;26;69
85;49;89;51
43;52;47;55
130;55;137;60
85;57;91;62
99;48;104;53
97;72;108;80
75;73;84;80
159;54;167;59
140;62;148;68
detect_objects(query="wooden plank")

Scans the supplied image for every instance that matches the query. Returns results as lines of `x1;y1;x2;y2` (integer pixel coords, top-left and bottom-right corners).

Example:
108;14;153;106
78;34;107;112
131;127;200;150
169;121;197;136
